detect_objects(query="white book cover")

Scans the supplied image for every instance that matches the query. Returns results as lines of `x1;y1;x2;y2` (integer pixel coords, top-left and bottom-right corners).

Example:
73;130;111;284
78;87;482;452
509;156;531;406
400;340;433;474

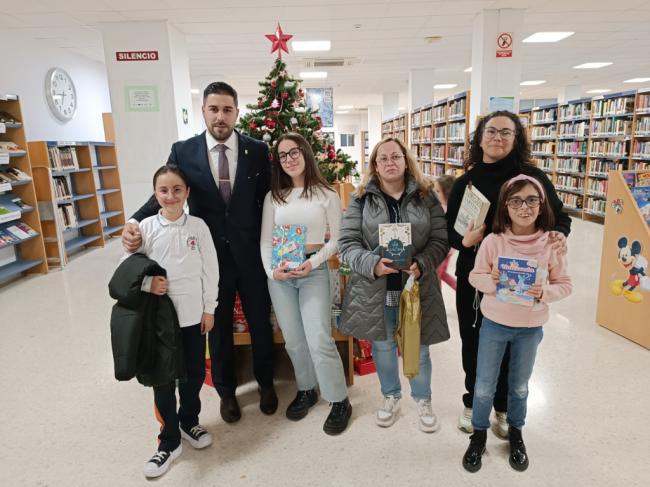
454;184;490;236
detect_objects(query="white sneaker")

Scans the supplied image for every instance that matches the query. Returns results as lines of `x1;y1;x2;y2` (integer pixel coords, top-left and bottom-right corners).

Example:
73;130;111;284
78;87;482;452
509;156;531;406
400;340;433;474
376;395;401;427
415;399;439;433
143;444;182;478
458;407;473;433
493;411;508;439
181;424;213;449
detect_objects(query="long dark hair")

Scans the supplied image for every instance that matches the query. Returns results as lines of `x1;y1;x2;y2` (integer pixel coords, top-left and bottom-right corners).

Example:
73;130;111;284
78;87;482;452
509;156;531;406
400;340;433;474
466;110;531;170
270;132;334;204
153;164;189;189
492;179;555;234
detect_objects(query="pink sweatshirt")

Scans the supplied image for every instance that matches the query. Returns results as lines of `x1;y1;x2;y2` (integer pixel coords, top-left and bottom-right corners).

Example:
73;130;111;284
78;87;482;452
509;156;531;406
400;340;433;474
469;229;572;327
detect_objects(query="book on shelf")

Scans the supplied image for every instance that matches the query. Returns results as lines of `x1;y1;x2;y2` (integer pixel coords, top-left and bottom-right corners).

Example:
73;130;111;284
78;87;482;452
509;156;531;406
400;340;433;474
57;204;78;230
630;186;650;226
454;183;490;236
271;224;305;270
0;205;21;223
378;223;412;270
496;256;538;307
636;172;650;187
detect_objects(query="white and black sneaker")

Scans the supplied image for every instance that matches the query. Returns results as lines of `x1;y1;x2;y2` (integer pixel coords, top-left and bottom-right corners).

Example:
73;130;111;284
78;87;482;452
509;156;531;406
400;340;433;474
180;424;212;449
143;444;182;478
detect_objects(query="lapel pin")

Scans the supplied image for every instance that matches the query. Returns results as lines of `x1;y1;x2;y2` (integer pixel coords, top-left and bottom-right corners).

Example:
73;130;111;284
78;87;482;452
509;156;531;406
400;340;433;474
245;149;249;155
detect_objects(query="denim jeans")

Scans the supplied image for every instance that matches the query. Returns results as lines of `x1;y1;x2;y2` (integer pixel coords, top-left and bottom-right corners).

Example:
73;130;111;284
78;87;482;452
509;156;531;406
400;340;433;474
267;263;347;402
472;317;544;430
372;305;432;401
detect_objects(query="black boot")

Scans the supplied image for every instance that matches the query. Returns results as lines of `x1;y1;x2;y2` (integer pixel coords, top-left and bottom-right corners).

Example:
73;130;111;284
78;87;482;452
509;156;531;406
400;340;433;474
462;430;487;473
286;389;318;421
323;398;352;435
508;427;529;471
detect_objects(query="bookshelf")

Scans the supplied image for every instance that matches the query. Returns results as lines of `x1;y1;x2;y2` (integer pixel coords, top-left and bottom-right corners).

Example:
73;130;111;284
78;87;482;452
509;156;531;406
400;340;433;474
0;94;47;284
360;130;369;173
631;88;650;172
381;113;408;144
409;91;471;179
28;135;125;267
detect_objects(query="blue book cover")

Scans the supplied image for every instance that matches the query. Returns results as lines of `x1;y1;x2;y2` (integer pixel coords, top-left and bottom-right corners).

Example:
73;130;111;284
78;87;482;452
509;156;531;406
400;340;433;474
496;256;538;307
271;224;306;270
631;186;650;226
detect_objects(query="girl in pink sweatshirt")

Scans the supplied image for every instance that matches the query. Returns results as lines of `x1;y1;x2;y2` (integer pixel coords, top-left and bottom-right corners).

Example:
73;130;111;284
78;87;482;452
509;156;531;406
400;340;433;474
461;174;572;474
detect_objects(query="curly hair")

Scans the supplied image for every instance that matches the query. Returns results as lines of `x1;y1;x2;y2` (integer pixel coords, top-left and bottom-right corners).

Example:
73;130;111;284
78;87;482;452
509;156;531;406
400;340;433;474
465;110;531;170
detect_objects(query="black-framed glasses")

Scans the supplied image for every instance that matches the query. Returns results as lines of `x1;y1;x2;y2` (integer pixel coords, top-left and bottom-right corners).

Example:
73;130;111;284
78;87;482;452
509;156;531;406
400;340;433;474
376;153;404;165
278;147;302;163
507;196;541;209
484;127;516;139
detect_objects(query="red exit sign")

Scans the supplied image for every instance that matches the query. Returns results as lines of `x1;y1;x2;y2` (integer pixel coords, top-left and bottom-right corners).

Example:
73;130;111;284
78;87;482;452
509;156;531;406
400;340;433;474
116;51;159;61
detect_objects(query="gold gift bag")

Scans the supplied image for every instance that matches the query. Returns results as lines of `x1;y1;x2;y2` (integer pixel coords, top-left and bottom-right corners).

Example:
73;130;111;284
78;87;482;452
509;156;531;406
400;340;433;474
396;274;421;379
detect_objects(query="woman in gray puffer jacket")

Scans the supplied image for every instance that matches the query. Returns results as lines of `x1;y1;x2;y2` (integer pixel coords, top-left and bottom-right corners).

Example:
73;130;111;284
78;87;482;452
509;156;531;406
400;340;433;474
338;137;450;432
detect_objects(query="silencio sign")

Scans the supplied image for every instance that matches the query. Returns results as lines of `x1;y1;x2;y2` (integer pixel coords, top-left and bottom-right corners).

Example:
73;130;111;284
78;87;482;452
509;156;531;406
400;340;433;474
115;51;159;61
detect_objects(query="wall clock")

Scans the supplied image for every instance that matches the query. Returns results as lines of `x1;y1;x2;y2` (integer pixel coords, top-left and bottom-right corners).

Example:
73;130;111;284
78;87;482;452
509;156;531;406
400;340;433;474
45;67;77;122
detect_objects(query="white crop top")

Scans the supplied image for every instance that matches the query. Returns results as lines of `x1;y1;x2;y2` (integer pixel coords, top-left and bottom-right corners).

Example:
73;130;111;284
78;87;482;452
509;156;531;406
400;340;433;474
260;187;342;279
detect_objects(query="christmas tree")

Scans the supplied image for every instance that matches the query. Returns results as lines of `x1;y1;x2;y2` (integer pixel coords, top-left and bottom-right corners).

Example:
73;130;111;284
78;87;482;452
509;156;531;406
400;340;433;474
237;57;357;184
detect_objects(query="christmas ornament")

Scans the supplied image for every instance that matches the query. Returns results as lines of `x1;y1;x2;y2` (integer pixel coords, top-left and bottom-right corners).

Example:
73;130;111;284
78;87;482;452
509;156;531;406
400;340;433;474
271;98;280;109
271;81;277;88
295;107;305;113
265;23;293;59
282;92;288;99
298;89;304;97
266;120;276;130
290;117;298;125
250;121;257;129
263;133;272;142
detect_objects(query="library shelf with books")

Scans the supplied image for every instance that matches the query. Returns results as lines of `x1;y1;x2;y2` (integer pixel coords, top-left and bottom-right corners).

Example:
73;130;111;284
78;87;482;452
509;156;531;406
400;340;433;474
445;91;470;177
410;103;435;177
631;88;650;172
530;103;560;202
360;130;369;173
0;94;47;284
381;113;408;144
596;170;650;349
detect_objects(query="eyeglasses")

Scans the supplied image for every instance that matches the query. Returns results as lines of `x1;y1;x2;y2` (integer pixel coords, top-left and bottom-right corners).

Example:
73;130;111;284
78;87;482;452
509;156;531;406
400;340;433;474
376;153;404;165
484;127;516;139
278;147;302;163
507;196;541;209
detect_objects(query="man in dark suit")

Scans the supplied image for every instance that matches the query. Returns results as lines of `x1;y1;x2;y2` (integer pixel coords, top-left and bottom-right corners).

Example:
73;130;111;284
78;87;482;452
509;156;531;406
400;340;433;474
122;82;277;423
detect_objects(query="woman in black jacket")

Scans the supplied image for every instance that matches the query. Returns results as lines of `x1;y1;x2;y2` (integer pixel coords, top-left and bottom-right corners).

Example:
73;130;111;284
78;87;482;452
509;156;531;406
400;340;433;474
445;110;571;438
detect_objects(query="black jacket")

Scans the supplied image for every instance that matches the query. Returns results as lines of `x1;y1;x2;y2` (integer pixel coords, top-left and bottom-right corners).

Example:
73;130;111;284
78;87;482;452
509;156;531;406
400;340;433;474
446;152;572;277
109;253;185;387
131;130;271;282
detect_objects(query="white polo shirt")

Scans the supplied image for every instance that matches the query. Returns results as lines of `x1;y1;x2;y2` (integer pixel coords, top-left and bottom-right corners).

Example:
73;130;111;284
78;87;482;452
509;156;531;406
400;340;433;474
127;211;219;327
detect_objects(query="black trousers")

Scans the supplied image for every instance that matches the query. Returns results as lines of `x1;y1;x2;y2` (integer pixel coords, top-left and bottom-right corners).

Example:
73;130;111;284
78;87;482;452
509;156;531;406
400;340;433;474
153;324;205;451
456;270;509;412
209;260;274;397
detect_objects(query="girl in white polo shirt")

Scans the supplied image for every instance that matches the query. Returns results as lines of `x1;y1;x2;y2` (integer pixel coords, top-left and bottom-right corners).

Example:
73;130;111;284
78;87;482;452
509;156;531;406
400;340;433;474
129;165;219;479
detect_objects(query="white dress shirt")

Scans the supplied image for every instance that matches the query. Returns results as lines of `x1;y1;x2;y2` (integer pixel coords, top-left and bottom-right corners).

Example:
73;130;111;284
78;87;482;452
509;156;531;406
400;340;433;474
206;130;238;189
260;187;342;280
125;211;219;327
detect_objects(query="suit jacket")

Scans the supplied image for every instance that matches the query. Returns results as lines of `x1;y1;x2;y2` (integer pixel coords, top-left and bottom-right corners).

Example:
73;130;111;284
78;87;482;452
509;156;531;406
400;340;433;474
132;130;271;279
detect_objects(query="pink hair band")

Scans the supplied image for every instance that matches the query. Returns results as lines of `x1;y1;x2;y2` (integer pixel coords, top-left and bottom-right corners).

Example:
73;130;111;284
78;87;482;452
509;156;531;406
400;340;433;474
505;174;546;200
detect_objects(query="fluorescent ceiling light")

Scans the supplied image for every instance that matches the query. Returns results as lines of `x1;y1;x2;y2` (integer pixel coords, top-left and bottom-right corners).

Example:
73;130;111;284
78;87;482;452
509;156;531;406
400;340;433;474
624;77;650;83
291;40;331;52
523;32;574;43
586;89;611;94
299;71;328;79
573;62;612;69
520;80;546;86
434;84;457;89
190;88;200;94
335;110;350;114
338;105;354;110
399;106;405;110
464;67;472;73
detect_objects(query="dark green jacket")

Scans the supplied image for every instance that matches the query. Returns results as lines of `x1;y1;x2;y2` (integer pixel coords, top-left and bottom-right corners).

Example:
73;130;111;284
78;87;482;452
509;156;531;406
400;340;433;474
108;253;185;387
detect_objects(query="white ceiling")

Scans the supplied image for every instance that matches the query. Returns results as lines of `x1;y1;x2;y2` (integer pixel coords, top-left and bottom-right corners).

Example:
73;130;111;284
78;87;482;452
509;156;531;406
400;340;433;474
2;0;650;111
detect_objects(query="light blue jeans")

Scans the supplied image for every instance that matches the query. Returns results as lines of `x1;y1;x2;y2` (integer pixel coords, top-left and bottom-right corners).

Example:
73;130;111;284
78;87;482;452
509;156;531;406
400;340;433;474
372;305;432;401
472;317;544;430
267;263;347;402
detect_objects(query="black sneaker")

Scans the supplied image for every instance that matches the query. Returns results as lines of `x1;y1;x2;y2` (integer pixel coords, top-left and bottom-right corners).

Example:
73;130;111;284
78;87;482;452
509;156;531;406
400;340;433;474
462;429;487;473
323;398;352;435
286;388;318;421
508;427;529;471
180;423;213;449
143;444;182;478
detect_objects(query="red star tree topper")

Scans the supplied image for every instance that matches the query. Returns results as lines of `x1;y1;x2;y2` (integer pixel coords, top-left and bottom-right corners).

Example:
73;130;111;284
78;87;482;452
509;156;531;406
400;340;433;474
265;23;292;59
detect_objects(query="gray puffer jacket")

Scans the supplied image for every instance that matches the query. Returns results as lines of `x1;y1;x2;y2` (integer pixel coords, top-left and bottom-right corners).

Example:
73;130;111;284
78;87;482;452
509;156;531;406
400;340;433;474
338;175;450;344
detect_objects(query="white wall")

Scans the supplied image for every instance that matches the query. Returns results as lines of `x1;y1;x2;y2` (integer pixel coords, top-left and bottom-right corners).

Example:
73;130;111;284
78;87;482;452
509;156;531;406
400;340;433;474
0;34;111;141
332;113;368;177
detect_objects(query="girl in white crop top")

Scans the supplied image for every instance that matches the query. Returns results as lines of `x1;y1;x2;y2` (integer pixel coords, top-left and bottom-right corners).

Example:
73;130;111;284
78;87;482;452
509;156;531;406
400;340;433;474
260;133;351;434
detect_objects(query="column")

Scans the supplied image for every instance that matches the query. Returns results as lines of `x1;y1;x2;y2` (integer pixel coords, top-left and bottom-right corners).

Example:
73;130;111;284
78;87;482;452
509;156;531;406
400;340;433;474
98;21;194;216
558;84;582;104
469;8;525;130
367;105;383;154
382;92;399;120
409;69;435;112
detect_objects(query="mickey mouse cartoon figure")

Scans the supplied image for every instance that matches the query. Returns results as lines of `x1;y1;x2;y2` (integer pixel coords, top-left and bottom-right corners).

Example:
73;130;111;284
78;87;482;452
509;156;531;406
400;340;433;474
610;237;648;303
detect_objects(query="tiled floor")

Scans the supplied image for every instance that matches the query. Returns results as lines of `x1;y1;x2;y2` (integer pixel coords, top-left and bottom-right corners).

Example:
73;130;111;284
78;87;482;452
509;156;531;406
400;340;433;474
0;217;648;486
